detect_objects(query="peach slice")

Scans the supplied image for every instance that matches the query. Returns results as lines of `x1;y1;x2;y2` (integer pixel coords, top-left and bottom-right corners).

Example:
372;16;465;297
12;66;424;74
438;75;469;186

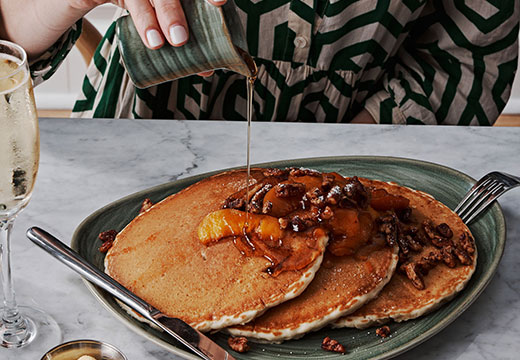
327;209;373;256
370;188;410;211
198;209;283;245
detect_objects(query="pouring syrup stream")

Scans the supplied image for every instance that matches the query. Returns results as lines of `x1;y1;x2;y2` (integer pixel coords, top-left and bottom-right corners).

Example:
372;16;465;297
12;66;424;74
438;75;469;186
237;47;258;229
245;75;256;227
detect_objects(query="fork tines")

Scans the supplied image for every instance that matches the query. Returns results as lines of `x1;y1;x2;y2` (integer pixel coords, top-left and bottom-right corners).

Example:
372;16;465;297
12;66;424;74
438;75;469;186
455;171;519;224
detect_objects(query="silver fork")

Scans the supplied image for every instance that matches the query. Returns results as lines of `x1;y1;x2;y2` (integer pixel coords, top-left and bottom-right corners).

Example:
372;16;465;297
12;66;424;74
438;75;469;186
455;171;520;224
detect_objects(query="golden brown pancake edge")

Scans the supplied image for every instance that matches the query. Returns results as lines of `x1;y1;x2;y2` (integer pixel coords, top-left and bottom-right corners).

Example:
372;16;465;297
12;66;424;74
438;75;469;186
104;169;329;332
226;244;399;343
333;179;477;329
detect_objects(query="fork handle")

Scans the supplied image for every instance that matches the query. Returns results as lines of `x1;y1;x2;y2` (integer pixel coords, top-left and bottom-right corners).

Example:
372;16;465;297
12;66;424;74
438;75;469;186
26;227;156;322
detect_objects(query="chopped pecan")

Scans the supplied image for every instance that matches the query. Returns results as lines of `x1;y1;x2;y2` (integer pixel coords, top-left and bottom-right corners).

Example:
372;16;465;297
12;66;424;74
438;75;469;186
343;176;369;208
407;235;423;252
431;235;452;248
320;206;334;220
98;229;117;242
401;262;425;290
422;220;436;240
98;229;117;253
249;184;273;214
246;183;265;201
398;230;422;253
397;234;411;255
307;187;326;207
227;336;250;353
321;174;336;191
441;246;457;268
325;185;342;206
262;200;273;214
222;197;245;211
321;336;346;354
274;183;306;198
263;168;288;178
98;230;117;253
376;325;391;338
403;226;425;248
454;246;472;265
278;217;289;230
417;251;442;274
377;214;398;246
436;223;453;239
459;232;476;255
289;167;321;177
98;240;113;253
139;198;154;214
286;209;320;232
289;215;306;232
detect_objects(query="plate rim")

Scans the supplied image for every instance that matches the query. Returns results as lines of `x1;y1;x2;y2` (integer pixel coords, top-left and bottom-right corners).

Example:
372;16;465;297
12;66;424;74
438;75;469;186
71;155;506;360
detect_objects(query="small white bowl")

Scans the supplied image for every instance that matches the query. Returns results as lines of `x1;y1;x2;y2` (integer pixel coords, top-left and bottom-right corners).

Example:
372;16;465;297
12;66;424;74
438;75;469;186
41;339;127;360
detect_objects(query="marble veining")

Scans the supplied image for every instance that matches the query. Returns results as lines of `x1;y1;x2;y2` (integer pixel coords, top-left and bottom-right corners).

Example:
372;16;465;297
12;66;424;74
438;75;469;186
1;118;519;359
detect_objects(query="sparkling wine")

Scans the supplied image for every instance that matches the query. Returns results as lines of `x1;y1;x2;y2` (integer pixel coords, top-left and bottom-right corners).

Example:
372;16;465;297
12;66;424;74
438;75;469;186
0;54;39;218
0;40;61;352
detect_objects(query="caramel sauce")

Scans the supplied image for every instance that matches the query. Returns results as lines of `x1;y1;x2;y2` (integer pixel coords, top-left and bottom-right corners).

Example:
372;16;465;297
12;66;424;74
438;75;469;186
198;208;325;276
198;171;406;275
197;170;474;294
197;170;429;276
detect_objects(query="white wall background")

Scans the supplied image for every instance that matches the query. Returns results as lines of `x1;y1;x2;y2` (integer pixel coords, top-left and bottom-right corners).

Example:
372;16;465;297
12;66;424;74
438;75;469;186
33;5;520;115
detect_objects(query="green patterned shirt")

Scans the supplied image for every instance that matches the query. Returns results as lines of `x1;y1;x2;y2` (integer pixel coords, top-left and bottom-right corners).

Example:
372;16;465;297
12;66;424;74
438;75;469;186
33;0;519;125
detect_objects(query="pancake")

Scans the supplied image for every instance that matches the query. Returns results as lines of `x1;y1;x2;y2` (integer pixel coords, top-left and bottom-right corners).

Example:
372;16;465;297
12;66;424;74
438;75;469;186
227;242;398;343
334;179;477;329
225;175;410;343
105;169;328;332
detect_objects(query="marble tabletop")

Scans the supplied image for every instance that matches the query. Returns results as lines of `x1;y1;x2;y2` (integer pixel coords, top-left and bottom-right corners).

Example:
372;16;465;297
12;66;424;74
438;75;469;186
2;118;519;360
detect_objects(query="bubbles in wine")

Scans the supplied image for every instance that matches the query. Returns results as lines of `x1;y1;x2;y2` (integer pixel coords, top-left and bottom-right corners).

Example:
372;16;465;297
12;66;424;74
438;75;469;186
0;54;39;216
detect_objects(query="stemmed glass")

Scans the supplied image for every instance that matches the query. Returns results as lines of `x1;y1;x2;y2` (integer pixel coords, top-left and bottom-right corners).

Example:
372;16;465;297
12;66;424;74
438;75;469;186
0;40;61;353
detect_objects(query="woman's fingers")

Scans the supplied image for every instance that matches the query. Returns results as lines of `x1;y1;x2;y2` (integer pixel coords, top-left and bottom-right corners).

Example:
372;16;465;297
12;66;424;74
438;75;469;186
153;0;188;46
197;70;214;77
124;0;164;49
123;0;226;49
207;0;227;6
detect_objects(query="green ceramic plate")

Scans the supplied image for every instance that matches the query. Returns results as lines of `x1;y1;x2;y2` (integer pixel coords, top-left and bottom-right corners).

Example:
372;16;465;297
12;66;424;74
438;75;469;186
71;156;506;360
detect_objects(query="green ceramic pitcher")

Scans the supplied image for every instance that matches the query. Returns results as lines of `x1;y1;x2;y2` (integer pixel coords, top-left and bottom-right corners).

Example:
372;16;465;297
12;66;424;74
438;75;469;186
116;0;256;89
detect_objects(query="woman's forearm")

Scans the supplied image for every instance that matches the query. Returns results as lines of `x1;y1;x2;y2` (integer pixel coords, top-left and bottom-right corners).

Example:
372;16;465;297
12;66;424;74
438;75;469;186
0;0;92;59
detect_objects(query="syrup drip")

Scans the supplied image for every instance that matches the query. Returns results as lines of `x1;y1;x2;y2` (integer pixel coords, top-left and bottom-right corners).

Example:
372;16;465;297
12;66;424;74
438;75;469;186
245;74;256;228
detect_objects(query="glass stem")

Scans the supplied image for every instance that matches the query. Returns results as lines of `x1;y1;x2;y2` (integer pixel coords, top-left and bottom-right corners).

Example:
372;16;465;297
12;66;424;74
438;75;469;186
0;218;27;340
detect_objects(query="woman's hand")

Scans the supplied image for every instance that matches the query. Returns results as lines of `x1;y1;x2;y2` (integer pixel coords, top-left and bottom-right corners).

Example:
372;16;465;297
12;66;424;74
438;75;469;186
68;0;227;49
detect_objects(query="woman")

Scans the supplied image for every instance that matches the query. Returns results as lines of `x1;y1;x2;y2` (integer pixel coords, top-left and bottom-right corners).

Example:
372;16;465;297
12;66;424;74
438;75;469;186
1;0;518;124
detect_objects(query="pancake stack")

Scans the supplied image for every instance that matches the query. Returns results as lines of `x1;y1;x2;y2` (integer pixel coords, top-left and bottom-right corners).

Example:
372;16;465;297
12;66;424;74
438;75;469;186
105;169;328;332
104;167;476;347
334;178;477;329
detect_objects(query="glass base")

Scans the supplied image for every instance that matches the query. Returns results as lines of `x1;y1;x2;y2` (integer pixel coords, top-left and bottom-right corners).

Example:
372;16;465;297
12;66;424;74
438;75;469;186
0;306;61;358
